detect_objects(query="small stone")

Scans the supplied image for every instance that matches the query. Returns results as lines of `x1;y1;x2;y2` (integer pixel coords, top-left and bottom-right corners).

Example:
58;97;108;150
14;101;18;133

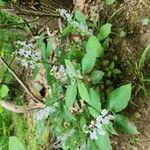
134;112;141;119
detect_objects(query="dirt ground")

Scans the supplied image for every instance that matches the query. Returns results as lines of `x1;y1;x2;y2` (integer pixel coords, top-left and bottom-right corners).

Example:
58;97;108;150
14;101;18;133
106;0;150;149
112;96;150;150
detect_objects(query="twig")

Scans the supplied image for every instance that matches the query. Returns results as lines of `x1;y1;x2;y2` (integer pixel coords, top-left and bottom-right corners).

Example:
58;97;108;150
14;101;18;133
108;6;125;21
0;56;15;85
58;18;63;33
15;9;61;18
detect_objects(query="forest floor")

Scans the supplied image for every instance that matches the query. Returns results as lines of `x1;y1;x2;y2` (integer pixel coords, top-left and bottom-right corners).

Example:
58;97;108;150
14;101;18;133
104;0;150;149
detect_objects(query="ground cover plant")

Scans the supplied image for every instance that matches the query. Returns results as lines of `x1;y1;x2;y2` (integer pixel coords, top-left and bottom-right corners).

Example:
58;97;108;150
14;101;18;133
0;0;149;150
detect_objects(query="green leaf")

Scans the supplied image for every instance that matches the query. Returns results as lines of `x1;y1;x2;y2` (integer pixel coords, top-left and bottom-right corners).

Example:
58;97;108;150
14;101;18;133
75;9;86;23
38;35;53;87
86;36;104;58
82;51;96;74
77;81;90;103
138;44;150;70
108;84;131;112
0;84;9;98
88;140;98;150
0;105;3;113
63;106;76;122
69;44;84;62
112;68;121;75
37;120;47;144
91;70;104;85
65;84;77;109
65;59;78;78
97;23;112;41
9;136;26;150
80;117;87;129
62;24;74;37
82;36;103;74
89;88;101;112
88;106;99;118
0;0;5;7
114;114;138;134
95;130;111;150
44;63;53;86
105;123;118;135
109;62;115;70
102;38;110;49
0;136;8;148
32;65;40;79
82;36;104;74
106;0;116;5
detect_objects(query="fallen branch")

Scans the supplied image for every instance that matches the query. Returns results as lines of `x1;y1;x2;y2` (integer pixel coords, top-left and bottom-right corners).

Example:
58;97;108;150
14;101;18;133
1;101;45;113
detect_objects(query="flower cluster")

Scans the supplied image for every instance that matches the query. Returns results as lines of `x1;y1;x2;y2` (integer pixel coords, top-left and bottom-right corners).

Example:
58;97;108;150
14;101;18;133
73;21;89;33
57;9;73;22
52;129;75;149
13;41;41;69
34;102;58;121
70;69;83;84
58;9;89;33
84;109;114;140
51;65;68;83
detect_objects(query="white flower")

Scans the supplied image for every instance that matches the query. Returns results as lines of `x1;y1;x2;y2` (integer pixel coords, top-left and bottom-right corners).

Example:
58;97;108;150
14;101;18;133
79;23;88;32
101;116;110;124
97;126;105;135
14;40;42;69
89;128;98;140
71;79;76;85
84;109;114;140
101;109;108;116
20;59;28;67
51;65;68;83
96;109;114;125
31;52;41;62
96;115;103;123
89;120;95;128
59;65;66;73
25;50;32;56
56;129;75;148
26;43;34;49
16;41;26;46
58;9;73;22
35;102;58;121
18;49;25;56
76;69;83;79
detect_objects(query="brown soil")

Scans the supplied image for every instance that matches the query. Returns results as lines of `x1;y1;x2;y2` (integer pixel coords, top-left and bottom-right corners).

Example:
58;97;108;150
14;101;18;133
112;96;150;150
105;0;150;149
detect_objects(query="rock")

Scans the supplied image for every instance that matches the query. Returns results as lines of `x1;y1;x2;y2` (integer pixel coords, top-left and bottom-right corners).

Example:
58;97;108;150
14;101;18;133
134;112;141;119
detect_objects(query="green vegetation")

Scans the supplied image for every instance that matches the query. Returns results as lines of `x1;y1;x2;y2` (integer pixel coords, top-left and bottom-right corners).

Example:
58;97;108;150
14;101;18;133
0;0;149;150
